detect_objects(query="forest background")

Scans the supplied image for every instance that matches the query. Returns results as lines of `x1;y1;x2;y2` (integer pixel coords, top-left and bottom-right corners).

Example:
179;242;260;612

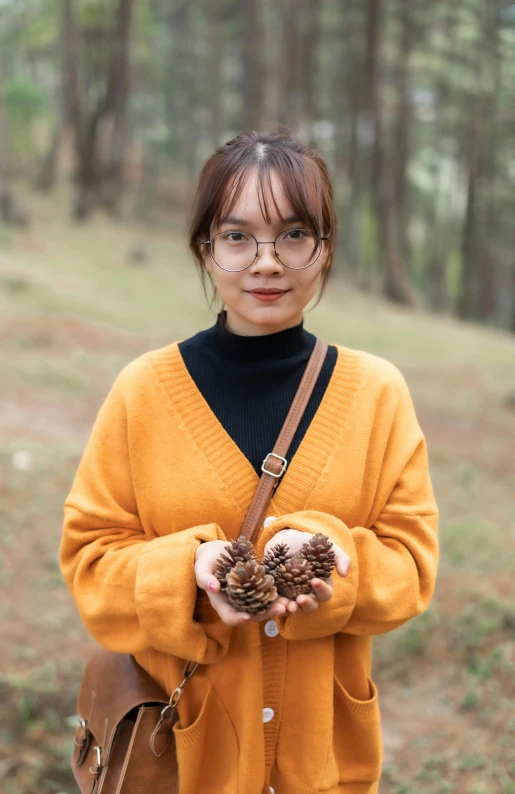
1;1;515;793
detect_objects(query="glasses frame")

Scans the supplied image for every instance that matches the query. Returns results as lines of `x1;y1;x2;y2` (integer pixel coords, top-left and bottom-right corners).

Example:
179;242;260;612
201;228;330;272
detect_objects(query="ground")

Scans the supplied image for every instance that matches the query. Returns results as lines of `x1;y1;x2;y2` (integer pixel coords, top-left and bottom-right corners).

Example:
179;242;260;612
0;191;514;793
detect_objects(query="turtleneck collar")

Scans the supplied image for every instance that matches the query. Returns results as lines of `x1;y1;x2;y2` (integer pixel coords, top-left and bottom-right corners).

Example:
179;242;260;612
209;310;314;362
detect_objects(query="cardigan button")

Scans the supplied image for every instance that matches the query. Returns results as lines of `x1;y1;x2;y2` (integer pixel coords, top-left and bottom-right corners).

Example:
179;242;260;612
263;516;277;528
264;620;279;638
262;707;274;723
270;788;275;794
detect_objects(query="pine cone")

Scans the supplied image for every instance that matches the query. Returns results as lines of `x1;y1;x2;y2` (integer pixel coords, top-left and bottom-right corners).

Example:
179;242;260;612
299;533;336;580
262;543;292;577
274;555;315;600
226;560;278;615
214;537;256;590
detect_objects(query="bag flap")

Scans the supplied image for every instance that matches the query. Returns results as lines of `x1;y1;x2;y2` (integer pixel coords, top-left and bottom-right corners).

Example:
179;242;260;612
77;650;168;751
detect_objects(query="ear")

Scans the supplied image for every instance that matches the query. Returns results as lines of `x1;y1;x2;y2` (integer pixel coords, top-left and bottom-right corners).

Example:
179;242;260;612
201;240;213;273
319;234;331;272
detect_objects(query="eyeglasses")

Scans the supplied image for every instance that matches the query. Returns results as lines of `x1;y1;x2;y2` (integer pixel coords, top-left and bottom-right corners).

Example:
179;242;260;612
201;228;330;272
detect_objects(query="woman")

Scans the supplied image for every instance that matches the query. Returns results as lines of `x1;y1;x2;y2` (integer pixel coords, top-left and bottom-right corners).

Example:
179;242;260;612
60;130;439;794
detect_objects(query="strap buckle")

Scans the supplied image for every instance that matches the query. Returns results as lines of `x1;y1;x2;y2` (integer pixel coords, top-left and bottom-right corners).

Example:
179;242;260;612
261;452;288;479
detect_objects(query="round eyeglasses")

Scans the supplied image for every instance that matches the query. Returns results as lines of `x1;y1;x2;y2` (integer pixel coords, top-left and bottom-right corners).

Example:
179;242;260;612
201;228;330;272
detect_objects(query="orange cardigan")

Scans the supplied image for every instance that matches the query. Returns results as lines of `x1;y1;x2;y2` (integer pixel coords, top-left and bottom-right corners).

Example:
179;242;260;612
60;340;439;794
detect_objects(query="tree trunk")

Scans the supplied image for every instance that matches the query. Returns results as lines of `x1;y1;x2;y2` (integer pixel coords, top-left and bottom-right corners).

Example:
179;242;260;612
62;0;82;136
37;4;75;195
63;0;97;219
346;43;362;191
393;0;415;268
458;98;490;321
0;55;15;223
335;1;366;280
63;0;135;219
243;0;264;131
36;123;62;191
457;0;497;322
102;0;134;215
367;0;416;305
299;0;321;146
511;233;515;334
425;159;449;313
475;0;501;324
425;1;462;312
278;0;300;131
208;0;223;149
166;0;198;178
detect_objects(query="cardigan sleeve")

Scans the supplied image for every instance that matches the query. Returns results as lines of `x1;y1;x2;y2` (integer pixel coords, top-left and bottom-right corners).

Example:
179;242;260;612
59;369;232;664
255;370;439;642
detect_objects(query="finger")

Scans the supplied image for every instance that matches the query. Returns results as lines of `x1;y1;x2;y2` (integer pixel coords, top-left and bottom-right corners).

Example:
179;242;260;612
334;548;351;577
296;594;319;613
269;600;288;617
286;599;298;613
249;600;288;623
195;567;221;594
208;590;250;627
310;577;333;602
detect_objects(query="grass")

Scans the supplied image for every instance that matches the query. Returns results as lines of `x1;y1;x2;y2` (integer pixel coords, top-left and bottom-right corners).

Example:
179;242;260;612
1;185;515;793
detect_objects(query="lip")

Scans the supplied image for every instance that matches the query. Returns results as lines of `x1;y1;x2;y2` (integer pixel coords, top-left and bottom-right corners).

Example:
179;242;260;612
247;288;290;303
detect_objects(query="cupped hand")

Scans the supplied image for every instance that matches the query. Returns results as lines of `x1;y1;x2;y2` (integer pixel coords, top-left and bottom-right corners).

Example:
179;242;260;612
262;529;351;615
194;540;291;627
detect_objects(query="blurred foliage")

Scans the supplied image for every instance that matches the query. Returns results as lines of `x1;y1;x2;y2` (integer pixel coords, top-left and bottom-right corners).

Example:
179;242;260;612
4;79;48;158
0;0;513;326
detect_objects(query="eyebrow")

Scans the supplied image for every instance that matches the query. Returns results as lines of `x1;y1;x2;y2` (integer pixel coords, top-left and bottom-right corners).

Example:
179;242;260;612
220;215;303;227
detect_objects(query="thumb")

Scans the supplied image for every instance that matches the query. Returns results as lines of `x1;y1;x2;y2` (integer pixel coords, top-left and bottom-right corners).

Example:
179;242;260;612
195;567;221;593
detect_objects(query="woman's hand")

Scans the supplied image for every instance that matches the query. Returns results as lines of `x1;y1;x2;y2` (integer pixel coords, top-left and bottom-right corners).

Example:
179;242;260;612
263;529;351;615
194;540;291;627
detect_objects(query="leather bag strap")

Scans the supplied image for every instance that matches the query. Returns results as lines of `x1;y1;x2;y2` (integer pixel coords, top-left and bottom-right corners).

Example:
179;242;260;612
240;337;329;542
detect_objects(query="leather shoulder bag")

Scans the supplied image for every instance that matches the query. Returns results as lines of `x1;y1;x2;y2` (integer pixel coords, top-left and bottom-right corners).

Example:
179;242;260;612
71;338;329;794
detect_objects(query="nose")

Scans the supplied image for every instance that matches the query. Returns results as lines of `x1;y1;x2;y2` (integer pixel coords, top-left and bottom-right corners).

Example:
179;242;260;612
249;241;284;275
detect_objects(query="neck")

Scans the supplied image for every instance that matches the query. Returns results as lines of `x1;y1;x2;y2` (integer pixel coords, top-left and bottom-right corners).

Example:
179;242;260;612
214;310;311;361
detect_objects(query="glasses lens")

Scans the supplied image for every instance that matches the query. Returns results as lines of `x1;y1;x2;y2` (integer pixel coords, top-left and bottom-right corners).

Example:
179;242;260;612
275;229;320;269
212;232;256;271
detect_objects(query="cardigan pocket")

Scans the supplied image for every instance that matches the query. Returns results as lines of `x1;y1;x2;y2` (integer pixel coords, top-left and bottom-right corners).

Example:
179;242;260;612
322;676;383;786
173;682;239;794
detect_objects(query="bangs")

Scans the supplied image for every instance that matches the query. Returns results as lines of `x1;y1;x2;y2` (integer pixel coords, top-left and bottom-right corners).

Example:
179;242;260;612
212;152;326;242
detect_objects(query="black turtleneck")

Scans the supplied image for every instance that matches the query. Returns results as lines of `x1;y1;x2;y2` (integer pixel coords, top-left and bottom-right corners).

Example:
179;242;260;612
178;312;337;476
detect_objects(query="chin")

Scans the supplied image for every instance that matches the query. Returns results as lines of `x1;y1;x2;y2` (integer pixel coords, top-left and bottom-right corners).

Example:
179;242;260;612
250;305;291;320
245;306;301;334
251;305;287;317
224;295;304;335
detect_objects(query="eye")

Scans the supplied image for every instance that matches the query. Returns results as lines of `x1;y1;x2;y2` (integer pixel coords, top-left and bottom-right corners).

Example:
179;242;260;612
221;231;250;243
282;228;310;240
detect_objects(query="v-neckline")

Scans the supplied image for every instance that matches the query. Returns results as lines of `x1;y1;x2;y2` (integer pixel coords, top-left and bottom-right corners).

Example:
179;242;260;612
150;341;365;522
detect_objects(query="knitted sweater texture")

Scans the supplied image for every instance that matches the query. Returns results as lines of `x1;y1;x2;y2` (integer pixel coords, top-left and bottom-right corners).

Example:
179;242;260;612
60;330;439;794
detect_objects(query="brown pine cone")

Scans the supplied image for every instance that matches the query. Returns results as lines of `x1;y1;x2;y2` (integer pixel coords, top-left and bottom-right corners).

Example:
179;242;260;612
274;555;315;600
262;543;292;577
226;560;278;615
214;537;256;590
299;533;336;580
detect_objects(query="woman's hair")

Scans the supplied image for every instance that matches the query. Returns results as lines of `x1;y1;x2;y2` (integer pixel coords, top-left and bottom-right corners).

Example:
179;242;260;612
188;130;337;307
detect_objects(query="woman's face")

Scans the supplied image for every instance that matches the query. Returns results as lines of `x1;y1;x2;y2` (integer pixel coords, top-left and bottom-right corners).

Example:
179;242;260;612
202;166;329;336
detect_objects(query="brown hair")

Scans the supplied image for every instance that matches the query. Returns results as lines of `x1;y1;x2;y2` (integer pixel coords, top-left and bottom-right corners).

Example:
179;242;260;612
187;130;337;308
